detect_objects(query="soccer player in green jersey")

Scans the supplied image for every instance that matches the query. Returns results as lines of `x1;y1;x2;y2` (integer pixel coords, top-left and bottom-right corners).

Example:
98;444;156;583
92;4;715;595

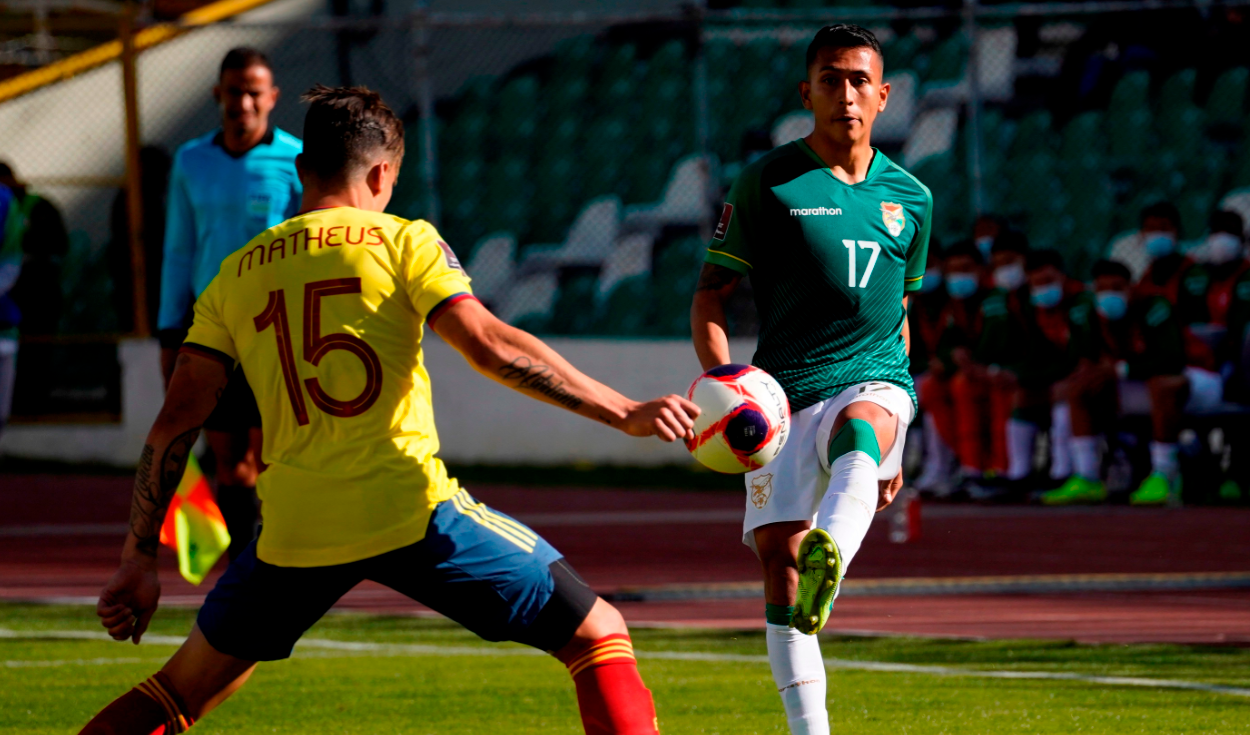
691;25;932;735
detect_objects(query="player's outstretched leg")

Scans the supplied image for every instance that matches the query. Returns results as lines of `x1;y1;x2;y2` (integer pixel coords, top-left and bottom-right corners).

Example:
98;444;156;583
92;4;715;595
80;627;256;734
555;598;659;735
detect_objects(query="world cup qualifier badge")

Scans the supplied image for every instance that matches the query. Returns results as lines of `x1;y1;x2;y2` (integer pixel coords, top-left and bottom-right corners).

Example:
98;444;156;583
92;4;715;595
713;203;734;241
436;239;467;275
881;202;906;237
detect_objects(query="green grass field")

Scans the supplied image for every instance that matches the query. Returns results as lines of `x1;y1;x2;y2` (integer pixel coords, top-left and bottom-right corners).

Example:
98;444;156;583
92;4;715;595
2;603;1247;734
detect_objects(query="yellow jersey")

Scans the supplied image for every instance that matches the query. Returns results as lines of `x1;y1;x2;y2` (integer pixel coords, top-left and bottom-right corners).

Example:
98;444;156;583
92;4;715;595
183;207;474;567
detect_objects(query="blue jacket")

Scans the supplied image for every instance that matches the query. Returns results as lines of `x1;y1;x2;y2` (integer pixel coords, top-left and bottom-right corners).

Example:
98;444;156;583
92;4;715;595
157;127;302;337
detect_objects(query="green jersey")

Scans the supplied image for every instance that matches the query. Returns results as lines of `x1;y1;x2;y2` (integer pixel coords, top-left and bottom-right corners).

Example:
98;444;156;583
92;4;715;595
706;141;932;410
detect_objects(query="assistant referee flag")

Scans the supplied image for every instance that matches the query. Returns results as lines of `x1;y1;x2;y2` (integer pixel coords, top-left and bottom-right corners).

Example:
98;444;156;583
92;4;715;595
159;453;230;585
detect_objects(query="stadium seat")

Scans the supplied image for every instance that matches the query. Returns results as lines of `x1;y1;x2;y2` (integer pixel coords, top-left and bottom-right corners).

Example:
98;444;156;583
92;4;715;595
1157;105;1206;159
1059;110;1105;164
544;75;589;124
621;155;712;234
464;233;517;307
597;233;655;301
1176;189;1217;240
498;271;559;327
548;272;601;335
977;26;1017;102
771;110;813;148
1159;68;1198;108
1205;67;1248;129
521;196;621;272
1108;71;1151;125
531;153;581;243
1008;110;1054;159
902;108;958;168
626;151;673;205
923;34;967;86
581;117;631;198
874;71;918;144
596;274;654;336
1108;109;1152;165
651;237;705;337
884;32;924;73
484;155;532;236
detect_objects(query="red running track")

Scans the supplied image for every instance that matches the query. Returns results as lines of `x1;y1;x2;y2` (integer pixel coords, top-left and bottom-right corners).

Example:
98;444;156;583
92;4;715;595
1;476;1248;644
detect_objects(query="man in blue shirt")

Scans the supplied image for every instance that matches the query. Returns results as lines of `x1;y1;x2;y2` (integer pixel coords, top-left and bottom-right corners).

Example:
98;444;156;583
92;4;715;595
157;47;302;560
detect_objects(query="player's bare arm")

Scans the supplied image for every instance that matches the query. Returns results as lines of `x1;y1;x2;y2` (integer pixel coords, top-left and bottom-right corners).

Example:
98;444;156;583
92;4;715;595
433;297;699;442
691;262;743;370
97;351;230;644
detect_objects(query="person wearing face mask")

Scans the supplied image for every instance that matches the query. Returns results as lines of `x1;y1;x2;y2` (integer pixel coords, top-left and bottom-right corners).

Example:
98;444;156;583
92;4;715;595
1043;260;1200;506
908;242;961;494
991;249;1094;499
914;241;1010;494
1130;202;1212;342
988;230;1029;294
972;214;1003;263
1198;212;1250;394
1108;201;1186;283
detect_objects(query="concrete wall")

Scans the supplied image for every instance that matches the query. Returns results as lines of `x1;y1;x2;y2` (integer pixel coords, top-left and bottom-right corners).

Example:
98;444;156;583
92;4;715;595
0;337;757;467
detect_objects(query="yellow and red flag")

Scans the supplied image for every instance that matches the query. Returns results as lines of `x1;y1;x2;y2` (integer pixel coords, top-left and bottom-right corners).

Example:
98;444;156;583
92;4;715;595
159;453;230;585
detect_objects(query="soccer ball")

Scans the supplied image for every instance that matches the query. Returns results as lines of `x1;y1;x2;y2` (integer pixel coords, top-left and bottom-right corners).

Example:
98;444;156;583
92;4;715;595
684;364;790;474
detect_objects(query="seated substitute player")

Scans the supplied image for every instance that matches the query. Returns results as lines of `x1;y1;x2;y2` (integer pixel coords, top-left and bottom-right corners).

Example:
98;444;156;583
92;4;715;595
80;86;699;735
691;25;930;735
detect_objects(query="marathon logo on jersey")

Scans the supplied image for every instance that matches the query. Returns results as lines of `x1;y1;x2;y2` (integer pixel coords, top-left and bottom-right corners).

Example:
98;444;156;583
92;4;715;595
789;206;843;216
437;239;467;275
713;203;734;241
881;202;906;237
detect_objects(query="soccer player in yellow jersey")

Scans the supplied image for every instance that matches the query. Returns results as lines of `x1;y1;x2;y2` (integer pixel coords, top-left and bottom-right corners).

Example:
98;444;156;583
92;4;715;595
80;86;698;735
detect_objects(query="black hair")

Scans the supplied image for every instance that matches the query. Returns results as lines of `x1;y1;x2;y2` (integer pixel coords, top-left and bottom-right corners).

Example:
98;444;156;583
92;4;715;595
806;24;883;69
1140;200;1181;229
1091;259;1132;282
944;239;984;265
220;47;272;78
301;85;405;183
1210;209;1245;237
990;229;1029;256
1025;248;1064;273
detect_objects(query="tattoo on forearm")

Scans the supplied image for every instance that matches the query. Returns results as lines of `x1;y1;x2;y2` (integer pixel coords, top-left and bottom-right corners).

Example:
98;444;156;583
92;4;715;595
128;427;200;557
696;264;741;292
498;357;584;410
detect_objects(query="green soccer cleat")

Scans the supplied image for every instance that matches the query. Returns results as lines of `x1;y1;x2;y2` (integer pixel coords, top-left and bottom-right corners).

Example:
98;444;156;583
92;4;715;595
1040;476;1107;505
1218;480;1243;501
1130;472;1180;506
791;528;842;636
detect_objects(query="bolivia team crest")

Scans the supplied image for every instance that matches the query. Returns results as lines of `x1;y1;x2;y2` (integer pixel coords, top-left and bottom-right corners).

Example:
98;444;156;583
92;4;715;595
881;202;906;237
750;473;774;509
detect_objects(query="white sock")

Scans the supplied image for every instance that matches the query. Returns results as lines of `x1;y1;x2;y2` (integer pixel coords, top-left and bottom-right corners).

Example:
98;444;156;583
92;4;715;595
816;451;879;571
1006;419;1037;480
1050;403;1073;479
766;622;829;735
1071;436;1101;480
1150;442;1180;480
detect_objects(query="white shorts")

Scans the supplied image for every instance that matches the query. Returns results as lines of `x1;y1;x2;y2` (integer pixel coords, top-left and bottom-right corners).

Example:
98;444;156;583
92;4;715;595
1118;367;1224;415
742;381;915;556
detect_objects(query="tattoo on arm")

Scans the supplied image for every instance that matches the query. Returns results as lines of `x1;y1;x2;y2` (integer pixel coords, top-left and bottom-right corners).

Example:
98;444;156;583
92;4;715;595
128;427;201;557
498;356;584;410
695;264;742;293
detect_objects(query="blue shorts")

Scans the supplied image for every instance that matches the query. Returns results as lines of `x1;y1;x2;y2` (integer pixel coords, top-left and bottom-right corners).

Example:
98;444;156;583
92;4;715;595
198;490;567;661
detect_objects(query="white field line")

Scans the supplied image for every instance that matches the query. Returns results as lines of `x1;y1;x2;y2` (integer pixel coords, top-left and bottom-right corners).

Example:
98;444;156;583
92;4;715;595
2;628;1249;698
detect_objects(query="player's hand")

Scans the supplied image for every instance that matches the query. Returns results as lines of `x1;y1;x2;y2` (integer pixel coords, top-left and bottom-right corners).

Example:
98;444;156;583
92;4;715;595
621;395;700;442
877;469;904;511
97;559;161;644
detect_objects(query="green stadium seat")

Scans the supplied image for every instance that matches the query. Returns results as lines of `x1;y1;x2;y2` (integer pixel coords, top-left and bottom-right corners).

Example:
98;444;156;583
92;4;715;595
493;76;540;144
441;111;488;160
1157;105;1205;158
1107;109;1152;164
741;39;782;87
531;154;581;243
544;75;589;122
1176;189;1217;240
1008;110;1053;159
1205;67;1248;128
1059;110;1105;164
1158;68;1197;107
1107;71;1151;125
885;33;924;73
454;76;495;119
652;238;706;336
924;34;967;84
537;114;583;162
581;116;631;197
548;273;600;335
704;39;740;79
552;36;595;76
625;152;672;205
599;44;638;87
596;274;654;337
484;156;532;236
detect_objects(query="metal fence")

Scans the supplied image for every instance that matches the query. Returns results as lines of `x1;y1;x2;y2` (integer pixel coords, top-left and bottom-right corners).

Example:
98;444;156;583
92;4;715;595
4;0;1250;352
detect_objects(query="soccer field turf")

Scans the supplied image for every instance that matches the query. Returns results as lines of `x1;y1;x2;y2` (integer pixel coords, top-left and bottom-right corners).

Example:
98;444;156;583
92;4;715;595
1;604;1247;734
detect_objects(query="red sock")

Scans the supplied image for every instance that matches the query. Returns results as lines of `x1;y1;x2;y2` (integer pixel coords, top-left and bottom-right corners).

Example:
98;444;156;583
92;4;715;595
566;634;659;735
80;671;194;735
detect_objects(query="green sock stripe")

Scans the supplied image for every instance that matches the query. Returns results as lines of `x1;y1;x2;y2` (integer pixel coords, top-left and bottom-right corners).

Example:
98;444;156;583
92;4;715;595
828;418;881;466
764;603;795;626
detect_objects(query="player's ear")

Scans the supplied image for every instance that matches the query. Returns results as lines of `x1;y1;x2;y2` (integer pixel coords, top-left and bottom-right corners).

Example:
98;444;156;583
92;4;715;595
365;159;387;196
878;80;890;113
799;79;812;111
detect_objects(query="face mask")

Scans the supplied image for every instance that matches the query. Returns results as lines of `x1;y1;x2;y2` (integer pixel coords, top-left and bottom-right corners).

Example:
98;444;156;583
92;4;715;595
1030;282;1063;309
1143;232;1176;259
945;272;979;300
920;268;942;293
975;236;994;260
1207;232;1244;264
1095;291;1128;321
993;262;1025;291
